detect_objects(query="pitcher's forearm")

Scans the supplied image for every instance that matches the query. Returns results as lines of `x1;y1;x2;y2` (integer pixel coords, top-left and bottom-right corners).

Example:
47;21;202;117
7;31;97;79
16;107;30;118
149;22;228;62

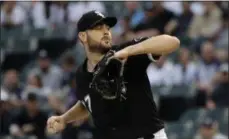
61;101;90;124
126;35;180;56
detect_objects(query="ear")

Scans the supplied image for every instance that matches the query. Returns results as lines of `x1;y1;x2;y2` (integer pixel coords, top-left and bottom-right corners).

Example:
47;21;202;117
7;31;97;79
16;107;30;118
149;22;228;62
78;32;87;43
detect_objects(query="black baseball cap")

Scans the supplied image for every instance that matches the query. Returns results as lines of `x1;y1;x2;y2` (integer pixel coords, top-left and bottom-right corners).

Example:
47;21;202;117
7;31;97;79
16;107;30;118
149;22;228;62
77;10;117;33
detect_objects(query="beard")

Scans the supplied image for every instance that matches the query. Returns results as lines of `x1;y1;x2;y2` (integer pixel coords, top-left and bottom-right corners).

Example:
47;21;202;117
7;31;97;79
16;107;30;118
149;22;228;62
87;35;112;54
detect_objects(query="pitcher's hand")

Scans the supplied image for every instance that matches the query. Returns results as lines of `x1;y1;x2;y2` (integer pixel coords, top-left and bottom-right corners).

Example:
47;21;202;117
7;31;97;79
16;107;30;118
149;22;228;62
46;116;66;134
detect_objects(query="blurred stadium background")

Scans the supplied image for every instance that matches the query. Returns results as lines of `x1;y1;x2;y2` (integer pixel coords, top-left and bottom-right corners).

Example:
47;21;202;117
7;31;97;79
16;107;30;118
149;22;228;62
0;1;228;139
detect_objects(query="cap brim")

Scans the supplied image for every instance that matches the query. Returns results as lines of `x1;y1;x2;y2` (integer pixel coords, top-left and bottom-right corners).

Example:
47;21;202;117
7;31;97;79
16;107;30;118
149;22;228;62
102;17;117;28
91;17;117;29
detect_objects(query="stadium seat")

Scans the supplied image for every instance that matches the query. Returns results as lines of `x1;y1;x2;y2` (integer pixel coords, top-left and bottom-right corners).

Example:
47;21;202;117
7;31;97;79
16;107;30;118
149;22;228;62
206;107;228;135
0;135;13;139
219;108;229;135
2;27;26;40
151;85;167;96
30;29;45;38
165;122;184;139
220;123;228;135
0;40;6;48
207;107;226;122
20;60;37;82
168;84;192;98
158;85;192;121
182;120;198;139
37;38;72;60
48;25;69;39
1;52;32;72
152;84;192;98
179;108;229;137
165;121;198;139
179;108;208;124
222;108;228;123
0;28;7;40
12;39;31;52
104;1;125;17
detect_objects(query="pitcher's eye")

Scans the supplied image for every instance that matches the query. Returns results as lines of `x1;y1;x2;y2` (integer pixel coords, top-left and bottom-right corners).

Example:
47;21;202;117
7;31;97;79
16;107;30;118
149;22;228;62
94;25;102;30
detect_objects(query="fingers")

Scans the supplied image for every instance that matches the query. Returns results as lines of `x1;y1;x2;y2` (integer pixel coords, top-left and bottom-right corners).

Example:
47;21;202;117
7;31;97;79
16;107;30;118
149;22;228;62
47;126;56;134
46;118;54;134
46;116;65;135
47;122;59;134
47;116;55;127
46;117;59;134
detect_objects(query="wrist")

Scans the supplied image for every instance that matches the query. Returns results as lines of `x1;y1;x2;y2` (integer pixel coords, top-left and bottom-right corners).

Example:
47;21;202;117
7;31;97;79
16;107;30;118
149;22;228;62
60;114;68;124
124;44;136;57
124;47;131;58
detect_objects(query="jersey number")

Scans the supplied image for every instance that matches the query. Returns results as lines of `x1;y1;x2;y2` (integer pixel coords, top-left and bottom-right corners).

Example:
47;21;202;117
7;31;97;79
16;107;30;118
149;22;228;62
84;95;92;113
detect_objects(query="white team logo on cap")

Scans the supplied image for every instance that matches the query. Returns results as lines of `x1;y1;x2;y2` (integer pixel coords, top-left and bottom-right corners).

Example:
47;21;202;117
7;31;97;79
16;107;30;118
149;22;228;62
95;11;105;17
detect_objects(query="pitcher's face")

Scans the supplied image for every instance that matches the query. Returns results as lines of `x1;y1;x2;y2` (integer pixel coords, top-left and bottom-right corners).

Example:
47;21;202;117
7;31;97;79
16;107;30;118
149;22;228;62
85;23;112;54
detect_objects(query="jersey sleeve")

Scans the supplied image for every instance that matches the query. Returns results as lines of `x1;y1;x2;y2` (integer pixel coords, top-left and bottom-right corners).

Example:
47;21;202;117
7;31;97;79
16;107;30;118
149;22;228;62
113;37;161;71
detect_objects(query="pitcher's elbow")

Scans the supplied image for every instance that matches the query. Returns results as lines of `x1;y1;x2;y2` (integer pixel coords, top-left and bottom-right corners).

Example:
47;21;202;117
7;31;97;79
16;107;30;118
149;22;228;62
173;36;180;48
163;35;180;51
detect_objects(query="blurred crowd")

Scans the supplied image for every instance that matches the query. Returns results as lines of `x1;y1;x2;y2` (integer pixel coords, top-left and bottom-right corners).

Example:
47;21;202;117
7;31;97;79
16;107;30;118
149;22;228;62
0;1;228;139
